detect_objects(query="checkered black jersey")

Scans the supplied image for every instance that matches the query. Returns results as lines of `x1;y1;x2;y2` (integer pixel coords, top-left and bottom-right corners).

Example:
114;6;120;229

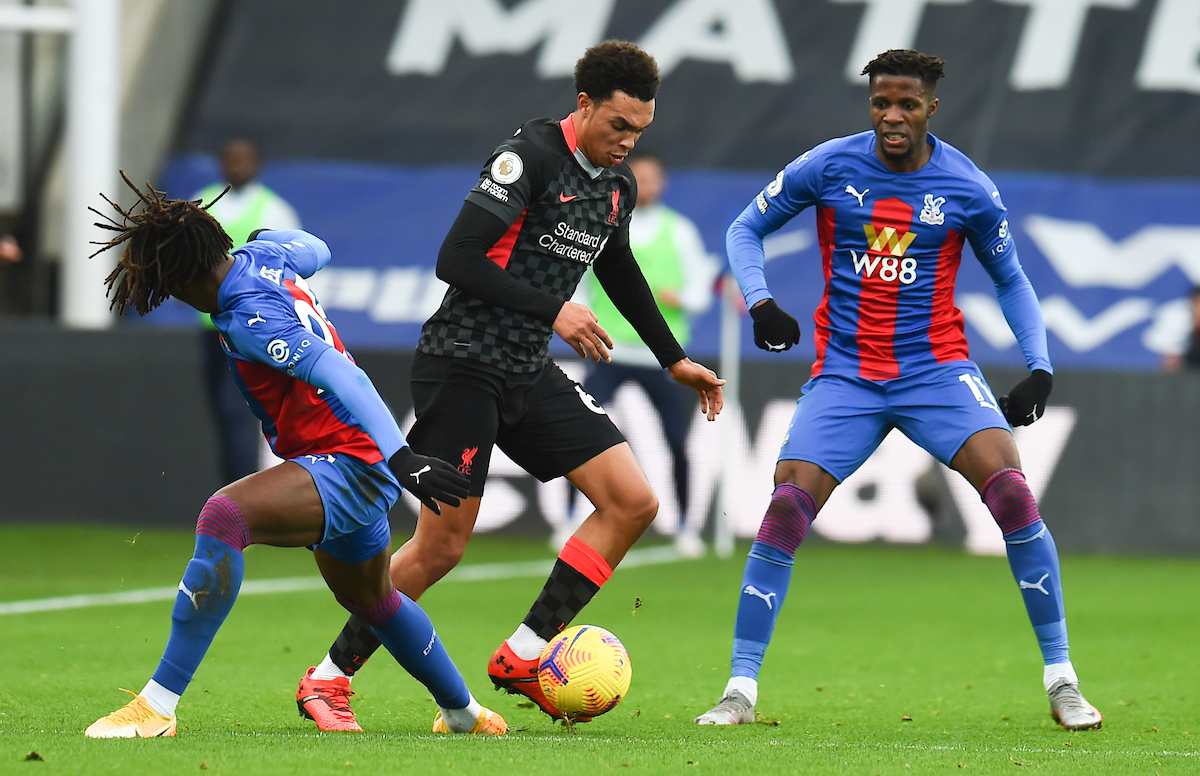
418;116;638;373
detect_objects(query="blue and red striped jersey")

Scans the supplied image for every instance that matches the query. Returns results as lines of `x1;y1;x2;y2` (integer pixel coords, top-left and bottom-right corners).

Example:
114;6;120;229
729;130;1050;380
211;238;385;464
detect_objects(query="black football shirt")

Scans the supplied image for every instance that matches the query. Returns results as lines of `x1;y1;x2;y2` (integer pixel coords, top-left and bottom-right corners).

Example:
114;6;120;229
418;116;638;373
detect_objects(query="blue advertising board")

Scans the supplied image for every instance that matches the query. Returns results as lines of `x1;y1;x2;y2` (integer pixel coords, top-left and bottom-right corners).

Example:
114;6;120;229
153;156;1200;371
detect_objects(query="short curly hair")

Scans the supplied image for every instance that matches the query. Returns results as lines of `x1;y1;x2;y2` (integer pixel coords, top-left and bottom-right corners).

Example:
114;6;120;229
861;49;946;92
574;40;660;104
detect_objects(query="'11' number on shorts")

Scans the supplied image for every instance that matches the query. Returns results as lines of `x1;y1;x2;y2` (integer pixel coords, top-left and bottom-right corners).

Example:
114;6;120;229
959;373;1001;414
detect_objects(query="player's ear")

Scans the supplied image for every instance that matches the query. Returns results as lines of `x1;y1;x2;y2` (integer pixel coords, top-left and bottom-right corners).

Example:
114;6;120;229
926;96;939;119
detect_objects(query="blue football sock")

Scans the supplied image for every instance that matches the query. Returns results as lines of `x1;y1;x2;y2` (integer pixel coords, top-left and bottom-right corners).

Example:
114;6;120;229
362;591;471;710
732;542;794;680
151;532;244;695
1004;520;1070;665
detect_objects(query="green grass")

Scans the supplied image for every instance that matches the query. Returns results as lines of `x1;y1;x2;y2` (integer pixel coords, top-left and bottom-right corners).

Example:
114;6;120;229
1;525;1197;775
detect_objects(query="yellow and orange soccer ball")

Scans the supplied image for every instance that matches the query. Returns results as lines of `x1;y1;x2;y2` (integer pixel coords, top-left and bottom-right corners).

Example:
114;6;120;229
537;625;632;719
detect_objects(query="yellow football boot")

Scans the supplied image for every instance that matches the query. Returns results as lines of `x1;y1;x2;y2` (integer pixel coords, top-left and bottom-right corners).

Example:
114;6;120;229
85;689;177;739
431;706;508;735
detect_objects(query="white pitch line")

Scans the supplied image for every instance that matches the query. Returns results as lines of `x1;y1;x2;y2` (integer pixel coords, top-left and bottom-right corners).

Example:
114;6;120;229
0;543;687;617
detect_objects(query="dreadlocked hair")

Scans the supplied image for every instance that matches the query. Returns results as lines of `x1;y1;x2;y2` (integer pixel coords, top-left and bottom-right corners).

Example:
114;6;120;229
861;49;946;91
90;171;232;316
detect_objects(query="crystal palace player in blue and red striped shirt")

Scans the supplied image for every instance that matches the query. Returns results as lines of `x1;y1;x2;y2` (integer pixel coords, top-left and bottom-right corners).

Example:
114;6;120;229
695;50;1102;732
84;176;505;738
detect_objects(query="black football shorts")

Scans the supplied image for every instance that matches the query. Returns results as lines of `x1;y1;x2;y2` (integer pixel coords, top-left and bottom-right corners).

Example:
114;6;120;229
407;352;626;496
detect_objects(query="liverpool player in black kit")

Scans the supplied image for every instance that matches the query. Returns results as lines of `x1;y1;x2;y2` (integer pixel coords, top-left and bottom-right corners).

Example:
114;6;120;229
295;41;725;731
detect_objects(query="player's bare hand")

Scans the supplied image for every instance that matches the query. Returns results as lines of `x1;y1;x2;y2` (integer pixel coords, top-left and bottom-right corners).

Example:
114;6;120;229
554;301;613;363
668;358;725;420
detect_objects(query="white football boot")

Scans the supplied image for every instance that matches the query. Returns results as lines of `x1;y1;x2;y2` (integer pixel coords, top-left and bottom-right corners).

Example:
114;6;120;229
1048;679;1103;730
694;689;755;725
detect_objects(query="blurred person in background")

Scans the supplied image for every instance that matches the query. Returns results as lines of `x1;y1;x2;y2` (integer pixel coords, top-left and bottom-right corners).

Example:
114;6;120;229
566;153;719;557
1161;286;1200;371
194;138;301;484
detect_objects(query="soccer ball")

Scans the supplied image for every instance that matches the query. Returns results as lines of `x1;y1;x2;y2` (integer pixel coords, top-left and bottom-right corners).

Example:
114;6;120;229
537;625;632;719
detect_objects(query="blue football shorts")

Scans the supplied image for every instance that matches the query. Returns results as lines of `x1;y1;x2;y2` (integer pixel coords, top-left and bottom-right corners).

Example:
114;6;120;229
779;360;1011;482
292;452;400;564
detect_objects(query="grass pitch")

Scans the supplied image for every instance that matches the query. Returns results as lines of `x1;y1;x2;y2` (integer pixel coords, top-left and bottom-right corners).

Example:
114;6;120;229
1;525;1197;775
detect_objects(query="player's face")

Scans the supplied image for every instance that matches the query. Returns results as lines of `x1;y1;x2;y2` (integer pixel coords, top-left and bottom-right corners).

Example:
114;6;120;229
221;141;260;188
869;75;938;172
576;91;655;169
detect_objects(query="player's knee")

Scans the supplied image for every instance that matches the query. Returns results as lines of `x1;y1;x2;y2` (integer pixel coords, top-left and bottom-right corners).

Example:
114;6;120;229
625;486;659;529
981;467;1041;536
196;493;250;551
423;537;469;579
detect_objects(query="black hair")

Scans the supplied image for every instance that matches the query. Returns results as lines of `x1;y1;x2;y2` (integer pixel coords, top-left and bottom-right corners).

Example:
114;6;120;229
90;172;232;315
861;49;946;92
574;40;660;104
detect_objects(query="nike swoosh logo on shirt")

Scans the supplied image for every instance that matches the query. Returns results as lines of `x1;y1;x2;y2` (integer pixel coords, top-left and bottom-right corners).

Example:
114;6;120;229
559;193;577;202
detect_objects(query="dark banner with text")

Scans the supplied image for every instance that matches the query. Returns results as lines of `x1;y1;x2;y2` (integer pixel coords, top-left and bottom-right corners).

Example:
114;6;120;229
183;0;1200;177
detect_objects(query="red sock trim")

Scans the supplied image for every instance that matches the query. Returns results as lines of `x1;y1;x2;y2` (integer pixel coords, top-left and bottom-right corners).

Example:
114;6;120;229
559;536;612;588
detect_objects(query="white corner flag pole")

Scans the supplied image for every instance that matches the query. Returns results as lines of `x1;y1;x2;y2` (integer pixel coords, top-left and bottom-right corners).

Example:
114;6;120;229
716;274;742;558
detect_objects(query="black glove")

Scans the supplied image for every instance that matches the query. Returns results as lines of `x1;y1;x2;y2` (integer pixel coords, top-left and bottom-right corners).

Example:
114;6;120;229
387;446;471;515
749;299;801;352
998;369;1053;427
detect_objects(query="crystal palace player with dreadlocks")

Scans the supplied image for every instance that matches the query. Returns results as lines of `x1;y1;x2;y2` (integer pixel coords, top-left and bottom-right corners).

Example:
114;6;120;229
84;176;507;738
694;50;1102;731
295;41;724;730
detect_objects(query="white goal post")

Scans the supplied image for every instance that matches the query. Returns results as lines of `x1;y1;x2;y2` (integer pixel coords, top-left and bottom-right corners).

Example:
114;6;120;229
0;0;118;329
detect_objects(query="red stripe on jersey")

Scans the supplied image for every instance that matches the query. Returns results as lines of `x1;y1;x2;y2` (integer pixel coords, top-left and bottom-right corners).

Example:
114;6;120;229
811;206;836;377
487;209;527;270
236;360;383;464
283;279;349;356
930;228;970;363
559;114;578;152
856;197;912;381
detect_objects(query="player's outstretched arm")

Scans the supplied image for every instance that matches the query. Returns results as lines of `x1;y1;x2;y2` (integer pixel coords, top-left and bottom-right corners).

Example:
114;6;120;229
668;358;725;421
304;350;469;512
